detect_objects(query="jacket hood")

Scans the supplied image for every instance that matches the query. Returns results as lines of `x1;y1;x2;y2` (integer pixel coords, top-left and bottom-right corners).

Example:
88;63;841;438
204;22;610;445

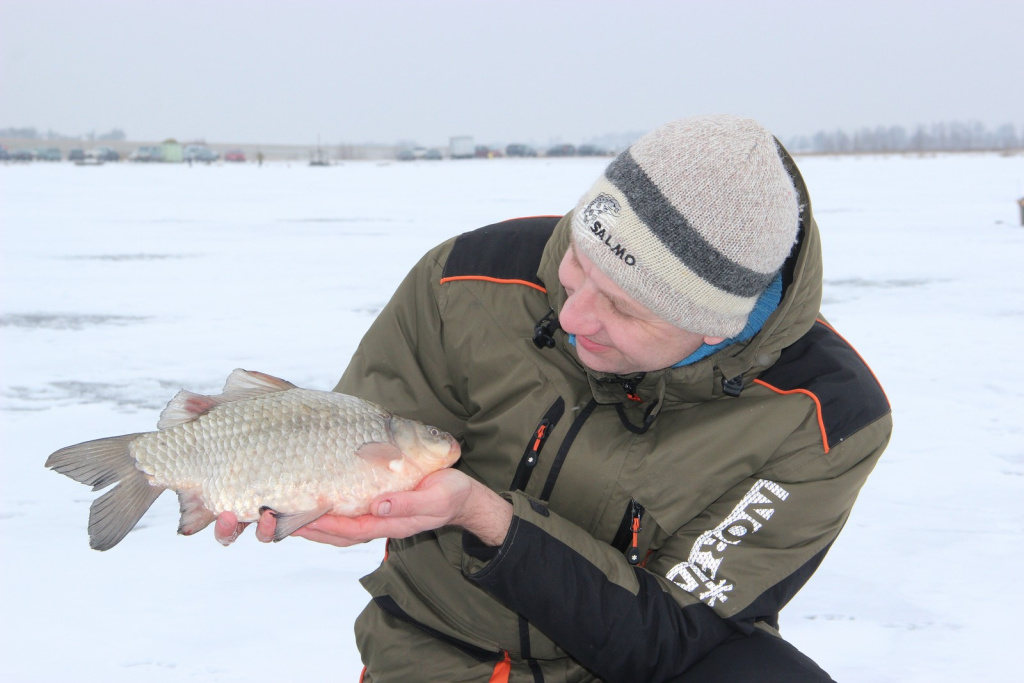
537;143;823;407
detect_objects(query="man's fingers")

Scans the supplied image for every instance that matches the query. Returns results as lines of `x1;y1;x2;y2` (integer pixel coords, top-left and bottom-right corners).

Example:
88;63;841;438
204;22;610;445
290;525;364;547
291;513;400;546
214;470;473;548
371;483;445;518
214;512;249;546
254;508;279;543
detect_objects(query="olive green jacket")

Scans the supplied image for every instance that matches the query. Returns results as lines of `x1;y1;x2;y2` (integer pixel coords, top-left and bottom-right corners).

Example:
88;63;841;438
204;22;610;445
336;157;891;682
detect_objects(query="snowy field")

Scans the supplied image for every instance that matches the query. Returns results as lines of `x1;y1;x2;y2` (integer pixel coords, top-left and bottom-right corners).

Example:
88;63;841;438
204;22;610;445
1;151;1022;682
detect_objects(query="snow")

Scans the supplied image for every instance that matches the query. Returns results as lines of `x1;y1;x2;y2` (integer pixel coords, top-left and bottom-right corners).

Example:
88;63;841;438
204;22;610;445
2;152;1022;681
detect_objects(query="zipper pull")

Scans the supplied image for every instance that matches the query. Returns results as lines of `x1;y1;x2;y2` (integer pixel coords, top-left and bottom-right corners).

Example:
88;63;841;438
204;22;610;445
526;420;551;468
627;500;644;565
621;374;645;403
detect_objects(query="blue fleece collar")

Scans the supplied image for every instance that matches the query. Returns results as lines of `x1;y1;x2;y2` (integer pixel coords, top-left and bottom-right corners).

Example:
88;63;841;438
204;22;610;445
672;273;783;367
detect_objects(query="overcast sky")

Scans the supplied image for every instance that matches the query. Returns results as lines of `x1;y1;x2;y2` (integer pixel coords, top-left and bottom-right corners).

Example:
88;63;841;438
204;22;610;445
2;0;1022;147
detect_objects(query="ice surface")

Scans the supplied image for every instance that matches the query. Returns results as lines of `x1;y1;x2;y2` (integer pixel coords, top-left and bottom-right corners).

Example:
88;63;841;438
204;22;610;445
2;153;1022;681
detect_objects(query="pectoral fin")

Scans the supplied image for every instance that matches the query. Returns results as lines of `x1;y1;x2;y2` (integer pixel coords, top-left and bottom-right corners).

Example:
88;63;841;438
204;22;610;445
354;442;404;470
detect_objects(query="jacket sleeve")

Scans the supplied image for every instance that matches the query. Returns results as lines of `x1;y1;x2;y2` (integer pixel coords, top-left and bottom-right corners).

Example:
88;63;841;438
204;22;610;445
334;240;469;438
462;493;737;676
461;413;892;680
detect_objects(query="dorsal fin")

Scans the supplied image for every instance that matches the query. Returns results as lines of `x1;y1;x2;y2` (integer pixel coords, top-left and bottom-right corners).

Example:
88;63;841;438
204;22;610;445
157;390;224;429
219;368;297;401
156;369;298;430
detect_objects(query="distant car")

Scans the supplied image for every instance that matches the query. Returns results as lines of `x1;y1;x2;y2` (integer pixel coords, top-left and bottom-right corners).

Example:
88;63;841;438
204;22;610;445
67;148;85;162
11;149;34;161
546;144;576;157
424;148;443;160
128;146;164;162
505;143;537;157
37;147;62;161
577;144;609;156
93;146;120;162
183;145;219;163
79;150;105;165
0;147;7;161
224;149;246;162
396;149;416;161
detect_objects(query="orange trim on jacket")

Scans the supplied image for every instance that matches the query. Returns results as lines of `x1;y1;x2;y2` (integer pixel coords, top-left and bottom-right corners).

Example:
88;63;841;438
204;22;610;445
751;317;889;455
751;379;830;453
439;274;548;293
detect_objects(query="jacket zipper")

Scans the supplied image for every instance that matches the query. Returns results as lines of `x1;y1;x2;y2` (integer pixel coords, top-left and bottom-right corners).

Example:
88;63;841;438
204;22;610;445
509;398;564;492
612;499;646;565
539;398;599;501
626;500;645;565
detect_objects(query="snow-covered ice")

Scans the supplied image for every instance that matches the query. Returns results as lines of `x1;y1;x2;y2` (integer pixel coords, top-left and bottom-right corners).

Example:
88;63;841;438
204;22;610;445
1;152;1022;681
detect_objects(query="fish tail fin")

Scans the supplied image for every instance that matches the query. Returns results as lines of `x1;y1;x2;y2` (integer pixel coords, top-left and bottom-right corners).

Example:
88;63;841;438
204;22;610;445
46;434;165;550
88;474;164;550
46;433;144;490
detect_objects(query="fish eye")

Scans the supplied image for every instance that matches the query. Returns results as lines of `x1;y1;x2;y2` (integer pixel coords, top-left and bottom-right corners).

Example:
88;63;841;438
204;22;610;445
428;428;440;437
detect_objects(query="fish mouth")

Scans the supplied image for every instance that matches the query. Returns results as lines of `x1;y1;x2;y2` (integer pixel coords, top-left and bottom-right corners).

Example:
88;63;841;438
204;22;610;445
446;436;462;462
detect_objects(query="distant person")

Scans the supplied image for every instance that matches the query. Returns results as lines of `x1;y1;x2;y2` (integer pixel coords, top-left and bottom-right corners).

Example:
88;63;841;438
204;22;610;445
216;115;892;681
257;151;264;167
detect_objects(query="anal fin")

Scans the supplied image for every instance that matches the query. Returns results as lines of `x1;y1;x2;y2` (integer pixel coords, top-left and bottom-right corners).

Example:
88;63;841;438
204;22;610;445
176;489;217;536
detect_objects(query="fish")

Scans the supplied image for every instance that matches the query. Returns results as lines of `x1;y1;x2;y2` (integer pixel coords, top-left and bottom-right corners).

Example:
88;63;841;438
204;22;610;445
46;368;461;550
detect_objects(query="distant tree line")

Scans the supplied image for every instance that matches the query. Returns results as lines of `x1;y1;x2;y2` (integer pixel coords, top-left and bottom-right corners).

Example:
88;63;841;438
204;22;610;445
0;126;126;141
785;121;1021;154
4;121;1022;154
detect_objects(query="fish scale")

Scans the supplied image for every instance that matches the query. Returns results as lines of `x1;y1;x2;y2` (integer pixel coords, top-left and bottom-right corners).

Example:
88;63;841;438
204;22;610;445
46;369;461;550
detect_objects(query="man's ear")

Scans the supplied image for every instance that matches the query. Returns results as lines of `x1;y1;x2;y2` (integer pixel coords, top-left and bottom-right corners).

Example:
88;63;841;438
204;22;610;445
703;336;726;345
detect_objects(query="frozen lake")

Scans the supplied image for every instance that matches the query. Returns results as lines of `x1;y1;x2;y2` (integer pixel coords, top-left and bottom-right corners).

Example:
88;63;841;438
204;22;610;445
2;152;1023;681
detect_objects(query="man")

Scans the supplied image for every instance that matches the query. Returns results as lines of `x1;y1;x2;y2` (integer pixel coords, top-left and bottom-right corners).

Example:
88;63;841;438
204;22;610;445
217;115;891;681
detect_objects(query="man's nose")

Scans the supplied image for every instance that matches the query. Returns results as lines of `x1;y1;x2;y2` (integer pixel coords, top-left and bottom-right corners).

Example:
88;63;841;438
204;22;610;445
560;288;600;337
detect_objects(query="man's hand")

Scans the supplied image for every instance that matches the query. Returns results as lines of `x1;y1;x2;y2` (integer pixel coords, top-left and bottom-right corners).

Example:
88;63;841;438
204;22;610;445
214;468;513;548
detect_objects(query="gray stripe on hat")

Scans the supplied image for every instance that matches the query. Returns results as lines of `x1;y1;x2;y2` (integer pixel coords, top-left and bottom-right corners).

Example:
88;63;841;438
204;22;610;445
605;150;775;298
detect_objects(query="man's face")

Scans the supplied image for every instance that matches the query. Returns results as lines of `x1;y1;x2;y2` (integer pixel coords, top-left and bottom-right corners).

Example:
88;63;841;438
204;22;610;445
557;242;724;375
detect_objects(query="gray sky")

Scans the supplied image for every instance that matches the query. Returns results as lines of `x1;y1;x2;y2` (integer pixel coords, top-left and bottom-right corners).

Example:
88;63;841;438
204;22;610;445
2;0;1022;147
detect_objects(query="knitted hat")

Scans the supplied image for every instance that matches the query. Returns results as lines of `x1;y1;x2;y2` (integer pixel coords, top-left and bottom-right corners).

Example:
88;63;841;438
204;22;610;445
570;114;800;337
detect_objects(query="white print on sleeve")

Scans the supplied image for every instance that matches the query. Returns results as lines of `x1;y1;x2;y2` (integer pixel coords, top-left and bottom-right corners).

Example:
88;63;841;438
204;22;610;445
665;480;789;607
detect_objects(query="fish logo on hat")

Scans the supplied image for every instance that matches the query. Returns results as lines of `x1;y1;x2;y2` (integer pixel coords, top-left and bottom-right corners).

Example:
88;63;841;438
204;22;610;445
578;193;636;266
